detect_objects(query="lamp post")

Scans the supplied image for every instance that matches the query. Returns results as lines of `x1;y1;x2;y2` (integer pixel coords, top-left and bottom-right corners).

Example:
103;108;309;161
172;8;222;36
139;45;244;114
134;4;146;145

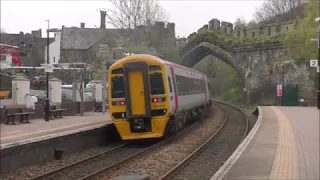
316;17;320;109
44;19;60;121
45;20;50;122
311;17;320;109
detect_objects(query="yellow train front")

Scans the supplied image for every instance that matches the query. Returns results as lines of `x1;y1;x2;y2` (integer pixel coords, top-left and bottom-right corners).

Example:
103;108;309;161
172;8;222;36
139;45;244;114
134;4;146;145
108;54;171;140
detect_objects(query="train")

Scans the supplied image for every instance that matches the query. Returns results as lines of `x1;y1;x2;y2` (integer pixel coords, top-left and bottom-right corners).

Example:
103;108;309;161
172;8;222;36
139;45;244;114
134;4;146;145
108;54;212;140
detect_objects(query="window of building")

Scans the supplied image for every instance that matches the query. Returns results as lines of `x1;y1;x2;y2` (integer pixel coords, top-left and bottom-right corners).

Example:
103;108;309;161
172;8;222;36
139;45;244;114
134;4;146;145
252;32;255;38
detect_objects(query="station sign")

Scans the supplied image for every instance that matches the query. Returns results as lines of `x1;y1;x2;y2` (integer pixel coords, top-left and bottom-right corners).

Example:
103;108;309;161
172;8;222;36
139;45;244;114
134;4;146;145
310;59;318;67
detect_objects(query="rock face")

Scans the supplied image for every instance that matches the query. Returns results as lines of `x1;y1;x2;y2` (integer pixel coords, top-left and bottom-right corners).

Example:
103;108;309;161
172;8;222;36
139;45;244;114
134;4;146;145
181;43;313;104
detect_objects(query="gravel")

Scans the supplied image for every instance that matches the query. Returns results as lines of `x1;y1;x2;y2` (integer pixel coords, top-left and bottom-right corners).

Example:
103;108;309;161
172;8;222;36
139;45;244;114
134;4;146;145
95;105;226;180
0;143;123;180
170;103;248;180
46;144;151;180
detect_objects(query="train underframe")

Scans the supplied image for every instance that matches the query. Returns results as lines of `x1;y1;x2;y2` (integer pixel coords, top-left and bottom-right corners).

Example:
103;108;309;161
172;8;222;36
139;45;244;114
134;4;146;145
113;102;211;140
163;102;212;139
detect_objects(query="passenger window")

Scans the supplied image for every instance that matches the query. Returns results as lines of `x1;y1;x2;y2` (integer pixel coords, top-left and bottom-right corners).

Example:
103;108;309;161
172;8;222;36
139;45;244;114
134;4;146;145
168;77;173;93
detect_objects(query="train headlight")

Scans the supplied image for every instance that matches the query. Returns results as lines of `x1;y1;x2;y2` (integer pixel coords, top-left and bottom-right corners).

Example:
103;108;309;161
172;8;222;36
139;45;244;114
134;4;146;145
112;101;126;106
152;97;166;103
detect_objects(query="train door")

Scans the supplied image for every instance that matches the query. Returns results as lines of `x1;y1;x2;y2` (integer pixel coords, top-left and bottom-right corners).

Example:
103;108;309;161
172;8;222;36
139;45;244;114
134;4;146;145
170;67;179;114
166;66;175;113
123;62;151;118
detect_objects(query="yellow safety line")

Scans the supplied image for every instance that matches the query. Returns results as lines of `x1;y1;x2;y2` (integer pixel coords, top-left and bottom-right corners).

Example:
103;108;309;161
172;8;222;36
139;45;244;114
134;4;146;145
1;121;97;140
269;106;299;180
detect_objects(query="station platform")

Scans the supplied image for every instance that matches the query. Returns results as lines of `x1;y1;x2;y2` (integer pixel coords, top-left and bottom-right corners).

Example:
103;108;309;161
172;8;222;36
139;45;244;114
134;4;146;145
0;112;112;149
212;106;319;180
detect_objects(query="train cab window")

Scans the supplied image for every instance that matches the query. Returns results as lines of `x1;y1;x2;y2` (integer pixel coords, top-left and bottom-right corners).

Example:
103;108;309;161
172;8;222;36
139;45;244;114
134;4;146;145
150;72;165;95
167;77;173;93
149;65;162;71
112;68;123;74
111;76;125;98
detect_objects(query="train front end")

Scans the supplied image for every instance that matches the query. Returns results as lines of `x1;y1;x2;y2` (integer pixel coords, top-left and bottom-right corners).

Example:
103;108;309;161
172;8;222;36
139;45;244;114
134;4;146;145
108;55;170;140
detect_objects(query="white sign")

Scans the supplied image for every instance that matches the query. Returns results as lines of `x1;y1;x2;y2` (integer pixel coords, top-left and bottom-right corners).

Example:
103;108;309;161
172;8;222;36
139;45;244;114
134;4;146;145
310;59;318;67
44;64;54;73
277;84;282;90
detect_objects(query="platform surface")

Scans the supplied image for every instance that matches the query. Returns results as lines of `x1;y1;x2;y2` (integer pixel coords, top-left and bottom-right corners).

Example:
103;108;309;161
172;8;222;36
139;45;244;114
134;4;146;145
223;106;319;180
0;112;112;147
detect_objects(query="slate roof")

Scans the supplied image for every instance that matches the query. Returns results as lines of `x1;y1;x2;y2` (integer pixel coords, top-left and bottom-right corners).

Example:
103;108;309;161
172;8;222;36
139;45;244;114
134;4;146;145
61;27;119;50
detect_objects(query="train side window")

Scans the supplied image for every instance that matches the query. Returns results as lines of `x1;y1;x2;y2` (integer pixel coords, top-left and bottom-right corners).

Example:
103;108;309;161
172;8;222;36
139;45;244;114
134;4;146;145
168;77;173;93
111;76;125;98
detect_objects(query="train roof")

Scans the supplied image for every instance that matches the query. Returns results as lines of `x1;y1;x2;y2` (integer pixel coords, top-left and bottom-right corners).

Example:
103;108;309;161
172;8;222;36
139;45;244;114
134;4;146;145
111;54;205;75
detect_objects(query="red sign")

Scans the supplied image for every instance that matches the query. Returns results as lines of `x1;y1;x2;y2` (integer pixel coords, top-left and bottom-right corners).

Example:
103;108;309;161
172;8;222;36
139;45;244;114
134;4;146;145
0;43;21;66
277;84;283;97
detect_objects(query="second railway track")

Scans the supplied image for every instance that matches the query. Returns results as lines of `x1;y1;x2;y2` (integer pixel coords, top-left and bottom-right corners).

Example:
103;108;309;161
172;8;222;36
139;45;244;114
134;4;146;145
30;142;155;180
159;101;249;180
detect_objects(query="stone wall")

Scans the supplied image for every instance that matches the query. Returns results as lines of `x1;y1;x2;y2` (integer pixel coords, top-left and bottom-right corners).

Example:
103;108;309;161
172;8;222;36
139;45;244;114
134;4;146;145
183;18;293;43
234;46;313;103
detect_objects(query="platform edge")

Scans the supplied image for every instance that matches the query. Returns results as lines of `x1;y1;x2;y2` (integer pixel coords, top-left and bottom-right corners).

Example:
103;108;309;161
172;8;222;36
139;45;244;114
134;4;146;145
0;122;112;150
210;106;263;180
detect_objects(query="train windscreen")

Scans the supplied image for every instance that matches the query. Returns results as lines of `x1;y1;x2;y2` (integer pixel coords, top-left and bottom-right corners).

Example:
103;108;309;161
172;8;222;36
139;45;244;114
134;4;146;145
150;72;165;95
111;76;125;98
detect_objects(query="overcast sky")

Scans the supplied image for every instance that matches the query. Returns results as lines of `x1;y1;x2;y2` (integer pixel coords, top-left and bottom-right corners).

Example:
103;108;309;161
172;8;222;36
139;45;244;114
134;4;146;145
1;0;263;38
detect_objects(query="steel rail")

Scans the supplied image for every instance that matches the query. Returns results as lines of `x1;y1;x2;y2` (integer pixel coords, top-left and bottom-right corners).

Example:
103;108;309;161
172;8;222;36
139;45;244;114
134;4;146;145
30;143;128;180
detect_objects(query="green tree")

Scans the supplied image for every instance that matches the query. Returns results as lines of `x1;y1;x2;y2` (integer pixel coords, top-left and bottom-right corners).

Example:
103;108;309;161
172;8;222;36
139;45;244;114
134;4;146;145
283;0;319;64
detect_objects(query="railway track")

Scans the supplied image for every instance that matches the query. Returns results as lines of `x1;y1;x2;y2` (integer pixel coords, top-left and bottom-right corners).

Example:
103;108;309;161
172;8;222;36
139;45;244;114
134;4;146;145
159;101;249;180
29;142;154;180
30;108;208;180
31;101;246;180
78;111;209;180
83;105;226;180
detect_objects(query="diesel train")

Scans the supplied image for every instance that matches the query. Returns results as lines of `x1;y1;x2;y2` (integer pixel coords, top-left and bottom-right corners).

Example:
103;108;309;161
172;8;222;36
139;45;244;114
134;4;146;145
108;54;211;140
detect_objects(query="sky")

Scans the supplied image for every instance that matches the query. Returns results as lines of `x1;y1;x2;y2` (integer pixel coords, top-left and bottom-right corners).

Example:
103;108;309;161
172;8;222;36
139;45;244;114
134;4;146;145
1;0;263;38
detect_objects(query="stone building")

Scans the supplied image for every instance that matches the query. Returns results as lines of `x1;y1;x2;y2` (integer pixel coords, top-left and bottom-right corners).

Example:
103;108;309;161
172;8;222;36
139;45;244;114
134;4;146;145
59;10;176;64
0;29;54;67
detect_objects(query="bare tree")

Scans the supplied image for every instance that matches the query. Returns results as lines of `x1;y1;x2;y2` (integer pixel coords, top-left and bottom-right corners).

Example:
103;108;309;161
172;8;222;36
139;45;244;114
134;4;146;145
254;0;308;23
234;16;248;26
105;0;169;29
63;46;103;115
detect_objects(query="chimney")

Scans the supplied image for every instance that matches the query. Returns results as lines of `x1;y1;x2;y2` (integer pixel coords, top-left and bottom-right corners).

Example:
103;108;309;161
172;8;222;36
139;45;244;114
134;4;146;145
100;11;106;29
80;23;85;28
